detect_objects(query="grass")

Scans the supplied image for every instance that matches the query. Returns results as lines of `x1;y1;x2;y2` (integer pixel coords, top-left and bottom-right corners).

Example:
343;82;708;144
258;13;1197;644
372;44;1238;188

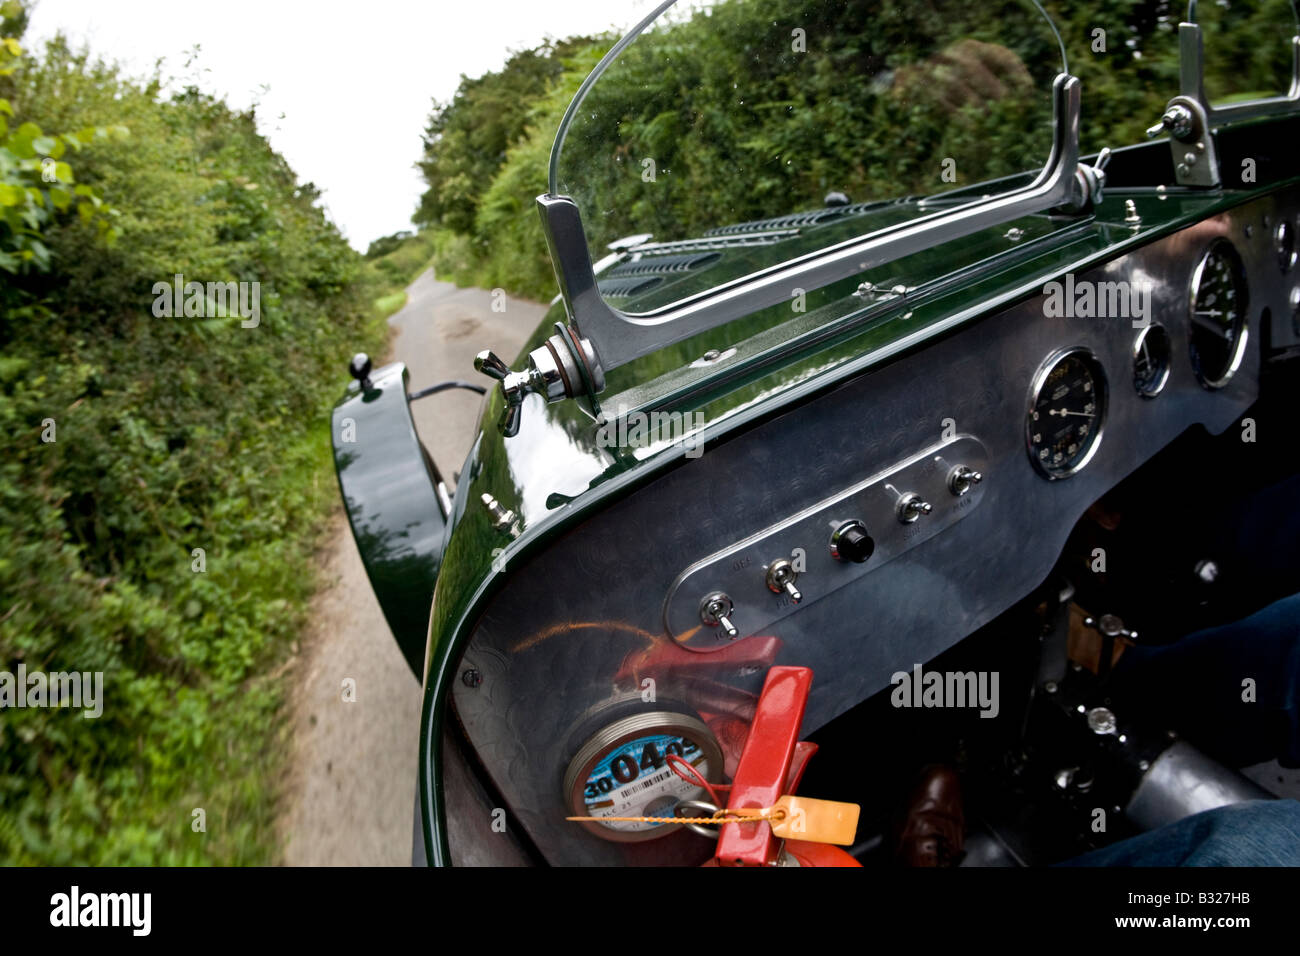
360;232;437;303
373;291;407;321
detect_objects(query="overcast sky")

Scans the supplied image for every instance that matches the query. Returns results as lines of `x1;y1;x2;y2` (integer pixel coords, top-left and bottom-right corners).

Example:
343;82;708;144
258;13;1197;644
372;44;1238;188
26;0;662;250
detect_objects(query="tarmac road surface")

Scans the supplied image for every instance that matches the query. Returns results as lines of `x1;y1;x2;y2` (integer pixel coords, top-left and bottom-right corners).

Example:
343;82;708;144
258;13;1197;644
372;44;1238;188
279;270;545;865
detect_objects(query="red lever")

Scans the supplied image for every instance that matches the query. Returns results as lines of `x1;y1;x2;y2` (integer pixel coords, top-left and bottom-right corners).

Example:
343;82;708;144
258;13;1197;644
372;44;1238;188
716;665;813;866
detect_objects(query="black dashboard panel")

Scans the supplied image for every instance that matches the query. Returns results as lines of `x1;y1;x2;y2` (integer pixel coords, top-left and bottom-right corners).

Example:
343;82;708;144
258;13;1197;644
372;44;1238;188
451;187;1299;865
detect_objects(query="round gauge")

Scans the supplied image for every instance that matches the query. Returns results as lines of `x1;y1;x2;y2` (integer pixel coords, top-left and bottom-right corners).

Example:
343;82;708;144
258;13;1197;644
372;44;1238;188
563;712;723;843
1188;239;1249;389
1026;347;1107;480
1276;220;1296;273
1132;323;1172;398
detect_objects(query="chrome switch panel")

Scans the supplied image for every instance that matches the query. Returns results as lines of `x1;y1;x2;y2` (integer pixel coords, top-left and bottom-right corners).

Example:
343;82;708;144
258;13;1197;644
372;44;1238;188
663;435;990;648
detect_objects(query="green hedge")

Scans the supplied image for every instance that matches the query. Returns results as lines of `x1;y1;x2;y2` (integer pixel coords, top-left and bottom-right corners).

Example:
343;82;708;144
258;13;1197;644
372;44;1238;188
417;0;1299;304
0;13;385;863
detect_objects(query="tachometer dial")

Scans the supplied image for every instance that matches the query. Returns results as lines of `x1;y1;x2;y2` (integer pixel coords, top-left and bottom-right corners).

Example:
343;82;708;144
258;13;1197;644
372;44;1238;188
563;712;723;842
1132;323;1172;398
1027;348;1107;480
1188;239;1249;389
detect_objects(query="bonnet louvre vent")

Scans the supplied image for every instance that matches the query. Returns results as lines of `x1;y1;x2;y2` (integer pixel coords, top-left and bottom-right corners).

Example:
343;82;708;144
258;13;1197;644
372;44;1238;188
606;251;722;277
703;199;899;236
596;275;666;298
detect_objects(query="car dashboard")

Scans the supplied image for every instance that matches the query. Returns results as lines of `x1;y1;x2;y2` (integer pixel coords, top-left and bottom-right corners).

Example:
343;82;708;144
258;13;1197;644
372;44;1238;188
440;180;1299;866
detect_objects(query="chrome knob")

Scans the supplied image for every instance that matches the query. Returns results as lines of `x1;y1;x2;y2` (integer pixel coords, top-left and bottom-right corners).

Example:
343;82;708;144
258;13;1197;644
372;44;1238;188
947;466;983;497
348;352;373;389
1086;707;1118;736
765;559;801;604
474;350;511;381
897;494;933;524
474;349;537;438
1061;147;1113;213
479;493;517;534
700;592;738;638
1084;614;1138;641
1147;104;1193;140
473;330;605;438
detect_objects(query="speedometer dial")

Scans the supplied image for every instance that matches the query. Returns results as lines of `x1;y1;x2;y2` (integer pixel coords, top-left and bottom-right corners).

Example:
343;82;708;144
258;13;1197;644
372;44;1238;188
563;712;723;842
1188;239;1249;389
1026;348;1107;480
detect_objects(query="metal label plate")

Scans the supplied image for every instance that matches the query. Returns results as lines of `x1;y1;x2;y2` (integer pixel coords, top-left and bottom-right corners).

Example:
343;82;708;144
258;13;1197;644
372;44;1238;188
662;435;990;648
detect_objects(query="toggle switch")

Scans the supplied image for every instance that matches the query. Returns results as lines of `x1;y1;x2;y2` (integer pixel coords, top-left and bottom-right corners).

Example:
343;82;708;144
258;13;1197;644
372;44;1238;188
896;493;933;524
765;558;801;604
700;592;738;638
947;465;983;497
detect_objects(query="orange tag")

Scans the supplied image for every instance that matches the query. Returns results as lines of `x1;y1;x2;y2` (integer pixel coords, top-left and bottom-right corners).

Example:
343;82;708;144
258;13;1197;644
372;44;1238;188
766;795;860;845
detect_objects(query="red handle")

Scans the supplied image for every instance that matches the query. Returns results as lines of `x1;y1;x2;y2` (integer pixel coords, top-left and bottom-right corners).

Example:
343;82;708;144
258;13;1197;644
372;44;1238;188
716;665;813;866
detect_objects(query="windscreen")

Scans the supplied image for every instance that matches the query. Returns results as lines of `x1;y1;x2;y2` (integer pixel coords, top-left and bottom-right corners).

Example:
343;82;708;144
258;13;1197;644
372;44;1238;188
1193;0;1298;105
550;0;1068;314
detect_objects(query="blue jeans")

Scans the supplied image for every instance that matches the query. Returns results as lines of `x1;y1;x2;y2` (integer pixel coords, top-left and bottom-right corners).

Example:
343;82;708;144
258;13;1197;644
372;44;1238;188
1061;800;1300;866
1066;590;1300;866
1109;591;1300;768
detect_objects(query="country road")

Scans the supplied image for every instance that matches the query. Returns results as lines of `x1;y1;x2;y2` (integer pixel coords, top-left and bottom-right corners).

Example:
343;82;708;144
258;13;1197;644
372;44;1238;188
278;270;546;866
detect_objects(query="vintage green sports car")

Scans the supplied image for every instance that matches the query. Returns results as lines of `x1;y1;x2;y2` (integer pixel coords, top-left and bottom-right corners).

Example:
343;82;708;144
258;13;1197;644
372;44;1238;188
334;0;1300;866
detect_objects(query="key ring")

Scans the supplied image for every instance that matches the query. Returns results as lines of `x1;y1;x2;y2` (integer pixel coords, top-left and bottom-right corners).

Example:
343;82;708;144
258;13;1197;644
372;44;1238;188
674;799;724;839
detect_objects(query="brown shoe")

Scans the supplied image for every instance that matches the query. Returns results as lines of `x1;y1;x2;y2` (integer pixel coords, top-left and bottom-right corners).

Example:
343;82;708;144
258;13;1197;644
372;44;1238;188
894;766;965;867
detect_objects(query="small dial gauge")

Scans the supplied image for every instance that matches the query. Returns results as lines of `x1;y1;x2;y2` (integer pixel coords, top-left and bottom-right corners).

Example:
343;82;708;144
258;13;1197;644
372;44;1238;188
1133;323;1172;397
1188;238;1249;389
563;713;723;842
1276;220;1296;273
1027;348;1107;480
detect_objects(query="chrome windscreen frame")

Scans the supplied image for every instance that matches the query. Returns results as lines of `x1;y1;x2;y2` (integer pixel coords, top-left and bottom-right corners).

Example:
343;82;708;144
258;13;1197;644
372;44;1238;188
1179;29;1300;123
1151;4;1300;188
538;74;1083;375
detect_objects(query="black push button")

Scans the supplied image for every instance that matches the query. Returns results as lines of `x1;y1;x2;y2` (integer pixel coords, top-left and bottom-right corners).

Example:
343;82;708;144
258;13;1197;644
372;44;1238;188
830;521;875;564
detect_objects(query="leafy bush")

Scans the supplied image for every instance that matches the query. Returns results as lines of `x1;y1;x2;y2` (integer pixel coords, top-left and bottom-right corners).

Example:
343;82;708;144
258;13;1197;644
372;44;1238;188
0;6;385;864
421;42;603;302
0;7;120;276
360;231;434;295
364;230;413;260
416;0;1298;303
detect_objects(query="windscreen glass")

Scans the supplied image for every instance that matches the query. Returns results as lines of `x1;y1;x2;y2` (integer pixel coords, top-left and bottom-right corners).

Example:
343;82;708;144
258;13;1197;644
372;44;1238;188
551;0;1068;314
1194;0;1298;105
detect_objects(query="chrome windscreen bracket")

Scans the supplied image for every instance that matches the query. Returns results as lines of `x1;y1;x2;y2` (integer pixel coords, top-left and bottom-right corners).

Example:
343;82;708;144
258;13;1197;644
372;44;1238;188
1148;92;1221;188
1150;17;1300;188
538;73;1084;377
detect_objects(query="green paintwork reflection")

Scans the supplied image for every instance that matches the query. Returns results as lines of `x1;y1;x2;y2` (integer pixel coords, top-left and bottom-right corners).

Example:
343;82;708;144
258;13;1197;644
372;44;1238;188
332;363;446;677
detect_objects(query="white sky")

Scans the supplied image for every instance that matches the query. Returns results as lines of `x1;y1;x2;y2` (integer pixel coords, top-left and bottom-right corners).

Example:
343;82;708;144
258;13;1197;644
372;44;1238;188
26;0;662;250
